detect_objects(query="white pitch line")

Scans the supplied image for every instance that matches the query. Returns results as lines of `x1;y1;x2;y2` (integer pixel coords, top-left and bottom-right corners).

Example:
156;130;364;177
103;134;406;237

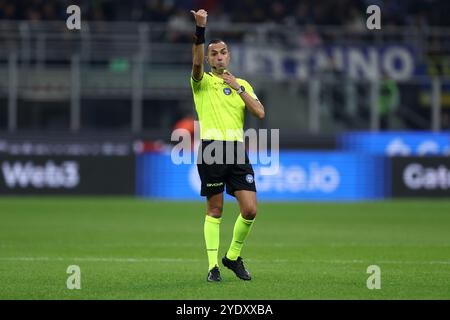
0;257;449;265
0;257;199;263
3;242;450;248
305;259;450;265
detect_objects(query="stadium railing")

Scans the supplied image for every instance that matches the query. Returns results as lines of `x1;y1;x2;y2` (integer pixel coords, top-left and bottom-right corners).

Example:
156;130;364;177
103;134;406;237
0;21;449;135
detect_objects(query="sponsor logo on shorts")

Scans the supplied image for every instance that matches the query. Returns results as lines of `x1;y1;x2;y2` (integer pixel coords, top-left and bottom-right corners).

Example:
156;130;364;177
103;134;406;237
206;182;224;187
246;174;254;184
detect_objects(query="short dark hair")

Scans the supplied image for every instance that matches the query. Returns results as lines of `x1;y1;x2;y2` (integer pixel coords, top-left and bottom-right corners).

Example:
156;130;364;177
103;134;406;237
207;39;227;53
208;38;226;46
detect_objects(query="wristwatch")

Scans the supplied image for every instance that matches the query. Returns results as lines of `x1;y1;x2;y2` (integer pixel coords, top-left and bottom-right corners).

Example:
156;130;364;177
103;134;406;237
236;85;245;95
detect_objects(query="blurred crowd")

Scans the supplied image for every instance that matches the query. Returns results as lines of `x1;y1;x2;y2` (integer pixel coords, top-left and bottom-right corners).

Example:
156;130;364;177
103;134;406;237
0;0;449;27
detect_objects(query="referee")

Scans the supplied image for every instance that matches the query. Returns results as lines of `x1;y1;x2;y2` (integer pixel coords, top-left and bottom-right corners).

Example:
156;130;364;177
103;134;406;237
190;9;265;282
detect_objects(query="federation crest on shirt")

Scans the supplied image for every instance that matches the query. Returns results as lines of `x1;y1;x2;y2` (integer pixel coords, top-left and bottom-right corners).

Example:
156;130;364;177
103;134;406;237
223;88;232;95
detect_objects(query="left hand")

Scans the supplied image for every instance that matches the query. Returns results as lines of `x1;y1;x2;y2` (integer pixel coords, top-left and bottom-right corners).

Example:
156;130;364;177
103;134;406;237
222;71;240;91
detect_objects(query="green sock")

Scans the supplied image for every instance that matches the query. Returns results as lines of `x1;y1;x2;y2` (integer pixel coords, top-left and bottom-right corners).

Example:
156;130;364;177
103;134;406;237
226;214;255;261
204;215;221;271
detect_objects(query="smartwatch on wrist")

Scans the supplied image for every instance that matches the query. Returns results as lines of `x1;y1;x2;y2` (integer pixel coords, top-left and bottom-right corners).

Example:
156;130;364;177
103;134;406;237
236;85;245;95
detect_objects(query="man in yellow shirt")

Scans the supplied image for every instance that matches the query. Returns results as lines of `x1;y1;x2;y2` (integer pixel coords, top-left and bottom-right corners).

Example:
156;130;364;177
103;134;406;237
190;9;265;282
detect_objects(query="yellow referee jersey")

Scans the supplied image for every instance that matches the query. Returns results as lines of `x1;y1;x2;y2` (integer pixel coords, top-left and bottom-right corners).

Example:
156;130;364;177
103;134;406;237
190;72;258;142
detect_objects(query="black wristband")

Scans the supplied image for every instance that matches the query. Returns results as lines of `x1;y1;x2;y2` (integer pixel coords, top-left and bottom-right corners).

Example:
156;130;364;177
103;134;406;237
194;25;205;45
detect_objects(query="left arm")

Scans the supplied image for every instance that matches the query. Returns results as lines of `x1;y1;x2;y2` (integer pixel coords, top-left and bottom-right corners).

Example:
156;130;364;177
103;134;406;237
237;91;265;120
223;71;265;119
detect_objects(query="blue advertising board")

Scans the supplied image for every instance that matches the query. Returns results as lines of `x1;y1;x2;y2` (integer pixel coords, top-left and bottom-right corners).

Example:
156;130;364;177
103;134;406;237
339;131;450;156
136;151;387;201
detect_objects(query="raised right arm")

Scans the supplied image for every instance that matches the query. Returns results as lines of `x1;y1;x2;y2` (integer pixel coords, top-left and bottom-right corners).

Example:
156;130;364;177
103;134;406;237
190;9;207;81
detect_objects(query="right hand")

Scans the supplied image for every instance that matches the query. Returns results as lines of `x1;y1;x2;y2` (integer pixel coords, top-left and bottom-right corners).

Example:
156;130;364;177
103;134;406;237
190;9;207;27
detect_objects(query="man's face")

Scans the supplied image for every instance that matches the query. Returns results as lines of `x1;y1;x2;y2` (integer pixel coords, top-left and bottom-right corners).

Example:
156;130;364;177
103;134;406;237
207;42;230;73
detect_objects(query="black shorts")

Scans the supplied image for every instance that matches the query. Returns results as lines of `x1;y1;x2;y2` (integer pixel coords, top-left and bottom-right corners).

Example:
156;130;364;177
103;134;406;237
197;140;257;197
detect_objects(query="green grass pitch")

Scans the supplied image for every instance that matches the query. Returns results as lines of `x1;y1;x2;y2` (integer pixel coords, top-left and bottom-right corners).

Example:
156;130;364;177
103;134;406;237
0;197;449;299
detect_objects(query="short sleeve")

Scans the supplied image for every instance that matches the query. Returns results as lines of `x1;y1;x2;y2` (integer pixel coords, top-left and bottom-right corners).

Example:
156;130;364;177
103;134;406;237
241;80;259;100
190;72;205;93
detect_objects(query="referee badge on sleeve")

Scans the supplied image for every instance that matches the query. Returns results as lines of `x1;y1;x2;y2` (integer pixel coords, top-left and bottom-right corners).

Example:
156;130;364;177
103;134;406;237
246;174;254;184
